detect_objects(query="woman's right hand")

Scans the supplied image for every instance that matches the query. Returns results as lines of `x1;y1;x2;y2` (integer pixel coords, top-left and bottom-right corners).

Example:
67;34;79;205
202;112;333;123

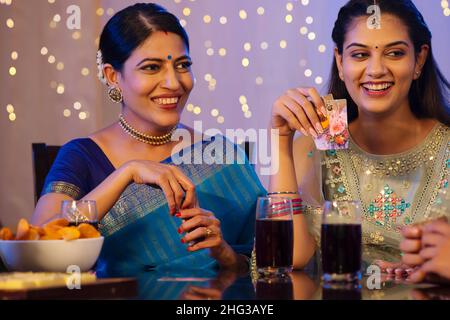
271;87;326;138
124;160;197;214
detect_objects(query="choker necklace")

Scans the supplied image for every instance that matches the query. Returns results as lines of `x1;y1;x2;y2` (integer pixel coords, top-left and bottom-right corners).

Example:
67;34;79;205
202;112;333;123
118;114;177;145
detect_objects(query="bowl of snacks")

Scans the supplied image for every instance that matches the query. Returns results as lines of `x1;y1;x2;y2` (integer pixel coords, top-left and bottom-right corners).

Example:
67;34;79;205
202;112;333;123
0;218;103;272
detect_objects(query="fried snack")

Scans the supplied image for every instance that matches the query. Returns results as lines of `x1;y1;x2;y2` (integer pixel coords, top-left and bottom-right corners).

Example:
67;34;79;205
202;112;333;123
23;228;40;241
77;223;101;239
0;227;14;240
58;227;81;241
30;226;46;237
42;224;63;240
44;218;70;228
16;218;30;240
4;218;100;241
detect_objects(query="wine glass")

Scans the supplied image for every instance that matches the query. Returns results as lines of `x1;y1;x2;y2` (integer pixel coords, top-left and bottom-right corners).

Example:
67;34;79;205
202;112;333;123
61;200;99;229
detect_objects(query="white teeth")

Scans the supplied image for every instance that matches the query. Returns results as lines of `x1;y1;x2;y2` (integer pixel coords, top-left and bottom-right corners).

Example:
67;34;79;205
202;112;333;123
153;97;179;105
362;83;393;91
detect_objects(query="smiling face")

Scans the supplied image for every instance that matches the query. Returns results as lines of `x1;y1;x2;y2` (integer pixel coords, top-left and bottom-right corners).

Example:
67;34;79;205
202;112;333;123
112;31;193;134
334;14;428;118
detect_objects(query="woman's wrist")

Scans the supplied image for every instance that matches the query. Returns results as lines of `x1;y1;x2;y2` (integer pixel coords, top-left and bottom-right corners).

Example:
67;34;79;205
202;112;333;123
120;161;137;184
211;242;248;272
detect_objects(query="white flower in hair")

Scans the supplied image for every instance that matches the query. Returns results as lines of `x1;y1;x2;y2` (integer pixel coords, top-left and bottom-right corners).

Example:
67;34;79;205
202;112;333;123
96;50;107;85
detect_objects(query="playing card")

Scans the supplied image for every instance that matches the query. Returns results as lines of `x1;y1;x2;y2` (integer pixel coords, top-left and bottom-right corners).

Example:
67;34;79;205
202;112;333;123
313;96;349;150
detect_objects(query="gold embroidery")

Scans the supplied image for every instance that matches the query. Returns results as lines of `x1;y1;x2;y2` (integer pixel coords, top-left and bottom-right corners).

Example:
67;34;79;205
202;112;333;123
43;181;81;199
348;125;447;177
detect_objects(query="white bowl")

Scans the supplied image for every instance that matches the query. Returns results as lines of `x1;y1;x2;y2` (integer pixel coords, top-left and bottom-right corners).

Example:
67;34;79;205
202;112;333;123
0;237;104;272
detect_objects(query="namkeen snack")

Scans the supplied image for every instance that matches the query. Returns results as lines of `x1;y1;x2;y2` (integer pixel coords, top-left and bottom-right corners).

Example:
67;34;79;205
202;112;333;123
0;218;100;241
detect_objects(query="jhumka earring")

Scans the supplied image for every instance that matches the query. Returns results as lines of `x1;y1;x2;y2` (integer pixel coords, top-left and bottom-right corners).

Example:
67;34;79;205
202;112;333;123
108;86;123;103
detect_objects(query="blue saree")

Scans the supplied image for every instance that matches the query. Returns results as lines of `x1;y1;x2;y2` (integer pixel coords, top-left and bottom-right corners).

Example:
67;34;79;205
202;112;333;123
97;136;266;275
42;135;266;276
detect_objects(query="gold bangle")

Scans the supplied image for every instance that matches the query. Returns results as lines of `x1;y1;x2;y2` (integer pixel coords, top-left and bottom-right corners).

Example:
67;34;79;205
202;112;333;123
267;191;298;196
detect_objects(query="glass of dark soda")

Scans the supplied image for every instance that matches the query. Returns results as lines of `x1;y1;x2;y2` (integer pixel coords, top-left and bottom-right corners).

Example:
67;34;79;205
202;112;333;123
321;201;362;283
61;200;98;229
255;197;293;277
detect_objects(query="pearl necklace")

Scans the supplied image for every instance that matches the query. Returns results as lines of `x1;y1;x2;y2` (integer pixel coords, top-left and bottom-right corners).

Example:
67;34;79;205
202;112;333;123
118;114;177;145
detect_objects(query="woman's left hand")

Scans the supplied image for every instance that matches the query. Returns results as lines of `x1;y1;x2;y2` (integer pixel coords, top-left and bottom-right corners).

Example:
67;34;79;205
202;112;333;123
177;208;249;271
373;260;415;279
177;208;224;254
408;220;450;283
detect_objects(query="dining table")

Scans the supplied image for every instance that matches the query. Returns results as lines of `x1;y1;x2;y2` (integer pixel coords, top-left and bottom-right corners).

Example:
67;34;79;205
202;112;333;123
2;265;447;300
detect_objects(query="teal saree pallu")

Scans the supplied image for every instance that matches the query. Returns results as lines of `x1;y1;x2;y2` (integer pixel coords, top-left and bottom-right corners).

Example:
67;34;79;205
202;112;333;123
96;136;266;275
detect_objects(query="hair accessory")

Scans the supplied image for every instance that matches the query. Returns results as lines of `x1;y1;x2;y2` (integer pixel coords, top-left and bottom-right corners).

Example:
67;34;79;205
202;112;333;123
96;50;107;85
118;114;177;145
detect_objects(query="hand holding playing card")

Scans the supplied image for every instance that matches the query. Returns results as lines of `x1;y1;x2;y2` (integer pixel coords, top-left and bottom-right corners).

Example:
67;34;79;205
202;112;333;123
313;97;350;151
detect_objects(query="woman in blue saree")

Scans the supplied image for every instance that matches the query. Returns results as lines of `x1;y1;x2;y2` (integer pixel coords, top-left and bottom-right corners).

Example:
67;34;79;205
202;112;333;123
32;3;266;274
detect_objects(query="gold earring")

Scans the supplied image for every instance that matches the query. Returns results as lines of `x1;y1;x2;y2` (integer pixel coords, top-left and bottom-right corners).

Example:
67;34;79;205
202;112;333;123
108;86;123;103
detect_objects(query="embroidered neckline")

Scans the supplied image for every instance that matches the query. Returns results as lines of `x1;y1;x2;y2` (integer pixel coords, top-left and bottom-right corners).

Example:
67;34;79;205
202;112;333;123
348;122;442;159
348;123;447;177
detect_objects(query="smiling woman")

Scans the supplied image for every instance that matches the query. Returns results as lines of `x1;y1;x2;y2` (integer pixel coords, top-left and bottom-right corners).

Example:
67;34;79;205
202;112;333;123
31;3;266;275
269;0;450;273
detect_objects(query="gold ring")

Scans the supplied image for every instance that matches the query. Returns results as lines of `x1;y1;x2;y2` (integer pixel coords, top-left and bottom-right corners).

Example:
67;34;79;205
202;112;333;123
205;228;213;237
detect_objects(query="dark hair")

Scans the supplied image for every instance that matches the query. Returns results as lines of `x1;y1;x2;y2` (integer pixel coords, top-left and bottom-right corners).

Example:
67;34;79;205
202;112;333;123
328;0;450;125
99;3;189;72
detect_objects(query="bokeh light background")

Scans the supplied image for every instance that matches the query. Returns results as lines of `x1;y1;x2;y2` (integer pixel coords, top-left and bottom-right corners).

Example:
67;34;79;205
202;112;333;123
1;0;449;227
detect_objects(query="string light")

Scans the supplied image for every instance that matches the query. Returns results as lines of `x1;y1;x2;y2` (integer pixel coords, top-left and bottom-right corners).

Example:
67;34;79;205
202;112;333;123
6;18;14;28
183;8;191;16
203;15;212;23
218;48;227;56
79;112;88;120
193;106;202;115
9;67;16;76
81;68;90;76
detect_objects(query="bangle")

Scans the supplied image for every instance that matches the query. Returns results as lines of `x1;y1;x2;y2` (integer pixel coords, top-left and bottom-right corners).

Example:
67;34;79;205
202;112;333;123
267;191;298;196
292;198;304;215
270;198;304;216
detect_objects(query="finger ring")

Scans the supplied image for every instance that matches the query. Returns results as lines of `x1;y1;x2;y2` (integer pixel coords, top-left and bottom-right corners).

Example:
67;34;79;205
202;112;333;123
205;228;213;237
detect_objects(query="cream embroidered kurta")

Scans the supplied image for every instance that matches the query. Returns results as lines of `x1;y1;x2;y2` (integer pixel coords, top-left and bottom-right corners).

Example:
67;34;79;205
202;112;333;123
293;123;450;265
